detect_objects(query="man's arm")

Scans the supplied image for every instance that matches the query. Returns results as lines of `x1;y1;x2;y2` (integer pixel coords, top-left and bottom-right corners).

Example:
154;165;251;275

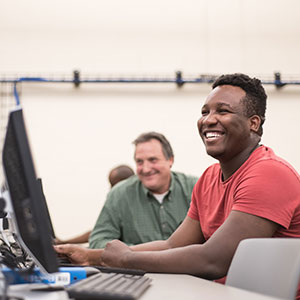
130;215;205;251
102;211;279;279
54;231;91;245
54;215;204;265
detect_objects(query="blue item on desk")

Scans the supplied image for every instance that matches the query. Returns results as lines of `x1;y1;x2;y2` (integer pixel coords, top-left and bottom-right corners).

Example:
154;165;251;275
2;266;86;285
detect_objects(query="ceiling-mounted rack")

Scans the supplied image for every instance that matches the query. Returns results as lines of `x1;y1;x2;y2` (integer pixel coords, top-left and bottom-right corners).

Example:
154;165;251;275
1;70;299;105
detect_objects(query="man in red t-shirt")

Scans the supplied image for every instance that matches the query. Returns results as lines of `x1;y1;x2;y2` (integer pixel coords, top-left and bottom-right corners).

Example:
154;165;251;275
56;73;300;296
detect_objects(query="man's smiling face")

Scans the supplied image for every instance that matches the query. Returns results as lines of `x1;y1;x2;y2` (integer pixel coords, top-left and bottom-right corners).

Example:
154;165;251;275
197;85;253;162
134;139;173;194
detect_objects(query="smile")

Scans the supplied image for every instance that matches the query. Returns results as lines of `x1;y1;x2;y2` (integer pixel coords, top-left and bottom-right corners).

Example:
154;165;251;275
204;131;224;140
142;172;158;178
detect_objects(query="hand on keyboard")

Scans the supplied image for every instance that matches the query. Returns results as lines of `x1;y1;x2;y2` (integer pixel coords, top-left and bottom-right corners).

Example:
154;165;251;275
54;244;100;266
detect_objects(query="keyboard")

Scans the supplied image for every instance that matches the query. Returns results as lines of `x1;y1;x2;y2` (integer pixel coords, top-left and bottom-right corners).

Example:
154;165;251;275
66;272;152;300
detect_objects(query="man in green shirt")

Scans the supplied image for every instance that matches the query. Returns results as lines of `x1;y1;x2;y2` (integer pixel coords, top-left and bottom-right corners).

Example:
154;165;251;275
89;132;198;249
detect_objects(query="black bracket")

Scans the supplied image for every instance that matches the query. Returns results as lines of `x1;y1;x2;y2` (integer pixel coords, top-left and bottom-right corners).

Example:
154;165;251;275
175;71;184;88
73;70;81;88
274;72;286;89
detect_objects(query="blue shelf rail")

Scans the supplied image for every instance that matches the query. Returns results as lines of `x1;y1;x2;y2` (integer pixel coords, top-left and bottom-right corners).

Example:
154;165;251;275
1;71;300;106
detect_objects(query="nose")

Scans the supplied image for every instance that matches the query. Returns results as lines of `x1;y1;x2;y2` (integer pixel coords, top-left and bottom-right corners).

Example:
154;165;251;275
205;111;218;124
200;111;218;126
141;161;152;174
197;112;218;134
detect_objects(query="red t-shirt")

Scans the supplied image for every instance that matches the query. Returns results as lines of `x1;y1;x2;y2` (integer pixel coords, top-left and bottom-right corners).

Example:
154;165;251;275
188;145;300;297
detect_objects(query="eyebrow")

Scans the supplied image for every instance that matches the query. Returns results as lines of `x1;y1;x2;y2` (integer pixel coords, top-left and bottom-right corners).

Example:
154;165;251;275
217;102;233;108
202;102;233;109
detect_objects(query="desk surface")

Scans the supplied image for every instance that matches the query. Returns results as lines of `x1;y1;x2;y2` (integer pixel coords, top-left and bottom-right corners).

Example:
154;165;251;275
140;273;282;300
7;273;282;300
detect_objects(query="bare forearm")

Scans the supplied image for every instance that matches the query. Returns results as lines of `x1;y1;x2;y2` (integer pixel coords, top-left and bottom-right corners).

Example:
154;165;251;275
124;244;225;280
130;240;171;252
56;231;91;245
125;212;279;278
129;217;205;252
87;249;104;265
66;232;91;244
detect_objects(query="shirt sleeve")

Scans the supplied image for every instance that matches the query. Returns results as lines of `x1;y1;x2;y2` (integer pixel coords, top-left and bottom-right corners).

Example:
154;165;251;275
89;190;122;249
187;180;200;221
232;159;300;229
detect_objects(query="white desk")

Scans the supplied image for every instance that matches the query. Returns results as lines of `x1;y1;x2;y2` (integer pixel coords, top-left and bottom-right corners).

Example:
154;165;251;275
6;273;282;300
141;273;282;300
7;283;69;299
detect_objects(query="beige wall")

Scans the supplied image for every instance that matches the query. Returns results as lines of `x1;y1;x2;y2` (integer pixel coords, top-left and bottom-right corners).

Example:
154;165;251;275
0;0;299;239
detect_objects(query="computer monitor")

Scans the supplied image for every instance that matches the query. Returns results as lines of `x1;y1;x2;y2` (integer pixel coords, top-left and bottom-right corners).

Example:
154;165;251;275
2;107;59;274
36;177;56;239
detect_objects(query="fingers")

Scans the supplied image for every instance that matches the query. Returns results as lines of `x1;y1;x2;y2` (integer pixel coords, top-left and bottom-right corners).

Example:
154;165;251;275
53;244;71;254
53;238;63;245
105;239;123;249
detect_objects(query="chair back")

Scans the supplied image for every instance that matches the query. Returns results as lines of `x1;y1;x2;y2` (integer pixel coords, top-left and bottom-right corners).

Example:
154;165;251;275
225;238;300;300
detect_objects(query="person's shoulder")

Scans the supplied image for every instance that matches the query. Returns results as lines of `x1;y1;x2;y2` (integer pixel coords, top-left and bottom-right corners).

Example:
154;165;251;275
172;171;198;185
190;163;221;190
105;175;140;205
251;146;299;179
199;163;220;178
108;175;141;197
110;175;139;192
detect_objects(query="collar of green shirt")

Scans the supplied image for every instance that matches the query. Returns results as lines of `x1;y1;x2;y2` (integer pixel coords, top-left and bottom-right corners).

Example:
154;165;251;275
141;172;175;201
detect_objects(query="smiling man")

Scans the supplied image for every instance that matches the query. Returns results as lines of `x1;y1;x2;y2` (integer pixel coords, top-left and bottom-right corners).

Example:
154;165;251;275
56;74;300;297
88;132;198;248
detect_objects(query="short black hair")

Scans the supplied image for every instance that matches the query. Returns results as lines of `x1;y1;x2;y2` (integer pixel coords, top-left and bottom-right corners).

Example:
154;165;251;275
109;165;134;187
132;132;174;160
212;73;267;136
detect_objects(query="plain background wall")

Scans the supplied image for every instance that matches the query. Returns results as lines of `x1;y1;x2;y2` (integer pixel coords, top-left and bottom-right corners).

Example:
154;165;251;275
0;0;299;239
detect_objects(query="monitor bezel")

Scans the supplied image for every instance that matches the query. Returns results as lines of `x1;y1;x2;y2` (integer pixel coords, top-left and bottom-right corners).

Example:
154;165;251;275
2;107;59;274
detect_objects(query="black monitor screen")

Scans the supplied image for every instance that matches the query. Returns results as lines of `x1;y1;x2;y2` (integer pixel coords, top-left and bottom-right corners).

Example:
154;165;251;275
2;107;58;273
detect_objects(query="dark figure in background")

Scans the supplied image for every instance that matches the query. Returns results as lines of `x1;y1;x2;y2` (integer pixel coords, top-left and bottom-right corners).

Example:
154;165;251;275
108;165;135;188
54;165;134;245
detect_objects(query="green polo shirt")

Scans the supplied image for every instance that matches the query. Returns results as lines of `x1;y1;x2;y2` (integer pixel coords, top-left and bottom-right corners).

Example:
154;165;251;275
89;171;198;249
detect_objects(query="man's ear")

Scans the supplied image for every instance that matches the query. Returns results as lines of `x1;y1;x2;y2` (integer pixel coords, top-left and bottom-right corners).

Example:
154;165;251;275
169;157;174;168
249;115;261;133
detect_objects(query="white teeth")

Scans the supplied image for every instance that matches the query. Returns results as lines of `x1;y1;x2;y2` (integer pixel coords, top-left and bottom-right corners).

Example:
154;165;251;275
206;132;222;138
